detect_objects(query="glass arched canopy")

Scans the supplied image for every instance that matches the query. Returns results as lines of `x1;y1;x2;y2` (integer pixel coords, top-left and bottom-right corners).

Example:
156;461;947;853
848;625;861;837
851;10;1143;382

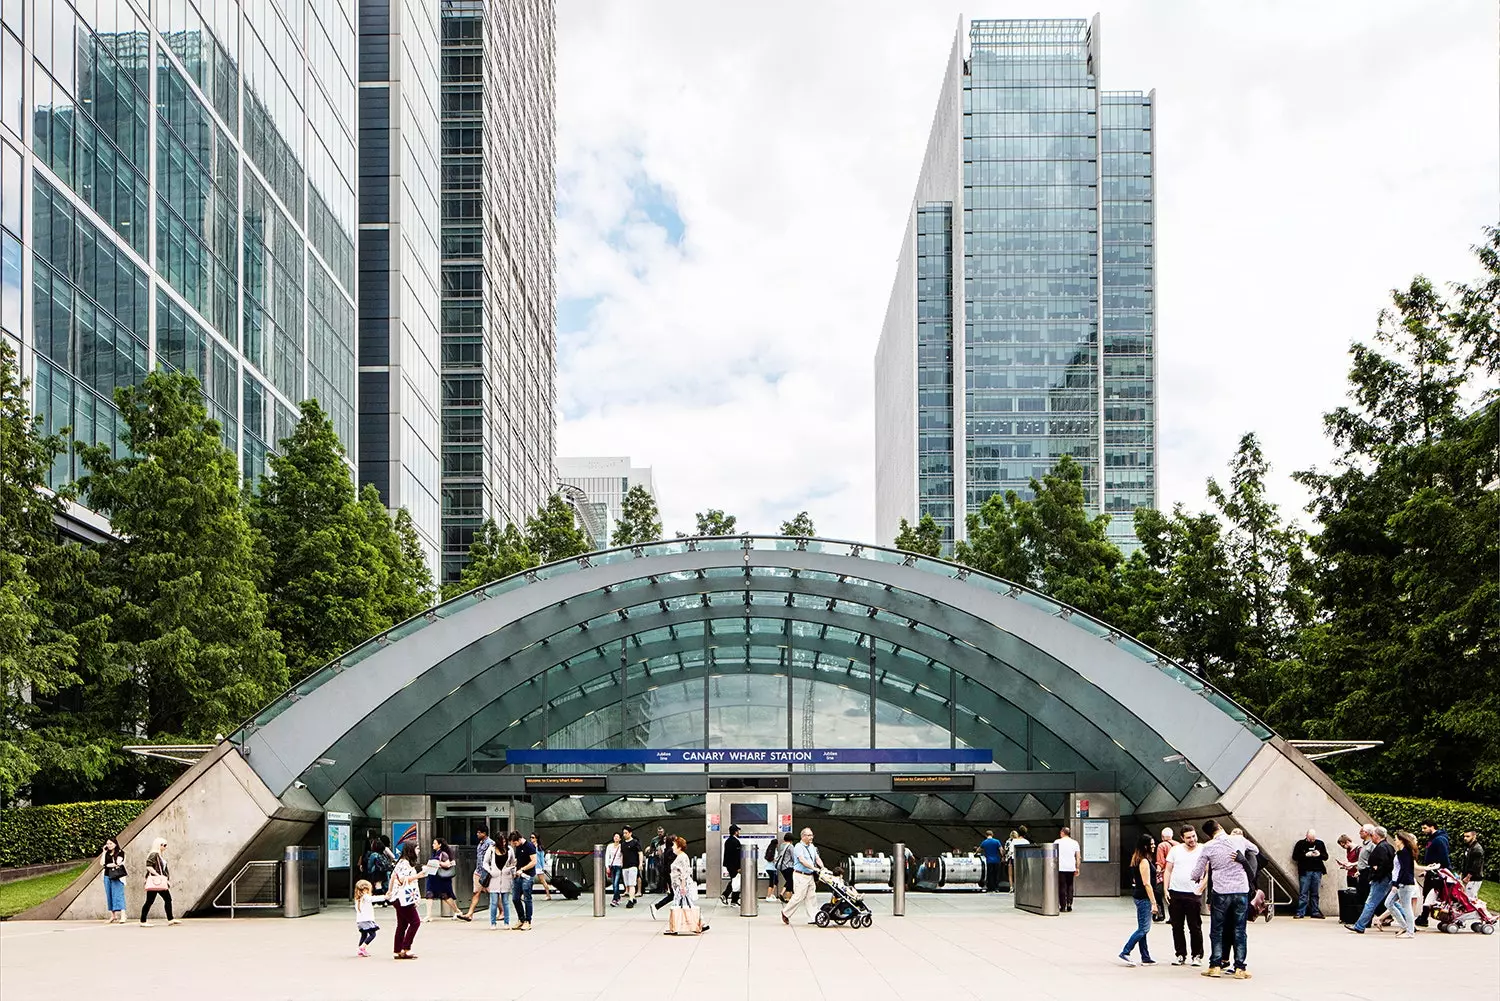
232;537;1273;814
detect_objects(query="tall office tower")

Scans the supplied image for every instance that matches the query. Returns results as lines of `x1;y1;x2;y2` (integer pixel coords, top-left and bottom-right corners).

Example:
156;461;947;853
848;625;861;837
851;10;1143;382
437;0;556;586
358;1;443;573
7;1;358;534
555;456;658;546
875;17;1156;552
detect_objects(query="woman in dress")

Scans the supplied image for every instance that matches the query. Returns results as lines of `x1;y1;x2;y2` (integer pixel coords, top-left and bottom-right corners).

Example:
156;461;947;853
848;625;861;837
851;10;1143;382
531;834;555;900
1119;833;1159;966
390;843;423;959
425;837;460;919
99;835;127;924
140;838;179;926
669;835;708;934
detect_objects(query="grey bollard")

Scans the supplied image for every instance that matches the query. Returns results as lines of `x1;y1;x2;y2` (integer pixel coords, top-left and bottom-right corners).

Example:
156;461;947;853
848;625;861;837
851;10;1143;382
593;844;606;917
893;843;906;917
740;841;758;916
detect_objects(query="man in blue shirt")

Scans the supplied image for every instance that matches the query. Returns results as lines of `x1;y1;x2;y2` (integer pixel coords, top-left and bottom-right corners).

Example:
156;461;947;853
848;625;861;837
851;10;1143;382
980;830;1003;892
780;828;824;926
459;826;492;921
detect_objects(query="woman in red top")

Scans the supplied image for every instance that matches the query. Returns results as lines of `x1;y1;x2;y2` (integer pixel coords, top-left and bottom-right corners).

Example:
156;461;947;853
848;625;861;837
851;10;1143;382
1336;834;1359;887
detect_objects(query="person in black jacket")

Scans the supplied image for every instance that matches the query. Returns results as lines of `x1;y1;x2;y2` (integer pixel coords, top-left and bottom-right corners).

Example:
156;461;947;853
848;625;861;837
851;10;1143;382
1415;822;1451;927
648;833;679;919
1348;827;1395;933
721;825;743;904
1290;830;1328;919
1459;831;1485;901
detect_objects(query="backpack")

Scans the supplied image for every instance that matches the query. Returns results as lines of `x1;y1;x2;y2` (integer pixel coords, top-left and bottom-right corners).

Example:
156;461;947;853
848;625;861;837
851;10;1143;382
765;841;777;864
368;851;393;876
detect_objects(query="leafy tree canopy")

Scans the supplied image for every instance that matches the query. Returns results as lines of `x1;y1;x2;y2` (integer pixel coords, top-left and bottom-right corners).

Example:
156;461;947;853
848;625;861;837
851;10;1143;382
690;509;738;537
893;514;944;557
611;485;662;546
779;511;816;538
526;493;590;564
442;518;537;600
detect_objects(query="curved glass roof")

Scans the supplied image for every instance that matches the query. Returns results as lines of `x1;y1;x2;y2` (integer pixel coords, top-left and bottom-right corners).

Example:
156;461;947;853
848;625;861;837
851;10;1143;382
235;536;1272;742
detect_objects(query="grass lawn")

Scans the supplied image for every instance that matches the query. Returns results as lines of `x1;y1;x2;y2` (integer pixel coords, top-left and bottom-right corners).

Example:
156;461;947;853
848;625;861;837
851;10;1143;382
1479;880;1499;914
0;865;88;919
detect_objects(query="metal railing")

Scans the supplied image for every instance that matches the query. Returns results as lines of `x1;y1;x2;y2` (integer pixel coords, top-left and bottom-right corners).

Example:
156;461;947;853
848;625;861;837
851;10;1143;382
212;860;282;918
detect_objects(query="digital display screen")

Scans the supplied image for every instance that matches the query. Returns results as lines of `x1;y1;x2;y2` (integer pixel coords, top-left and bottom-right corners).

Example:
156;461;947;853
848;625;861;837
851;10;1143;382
729;802;769;826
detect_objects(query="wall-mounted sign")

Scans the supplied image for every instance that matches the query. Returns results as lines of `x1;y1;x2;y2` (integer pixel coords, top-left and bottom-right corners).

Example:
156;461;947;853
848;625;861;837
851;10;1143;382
326;816;351;869
779;813;793;834
708;813;721;833
1082;818;1111;863
891;774;976;791
506;748;993;765
392;821;420;854
1078;798;1090;818
523;775;608;791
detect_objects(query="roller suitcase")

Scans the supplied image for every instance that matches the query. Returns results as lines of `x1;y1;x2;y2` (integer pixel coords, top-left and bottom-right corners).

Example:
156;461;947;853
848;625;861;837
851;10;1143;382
1338;888;1361;925
667;904;704;935
551;875;581;900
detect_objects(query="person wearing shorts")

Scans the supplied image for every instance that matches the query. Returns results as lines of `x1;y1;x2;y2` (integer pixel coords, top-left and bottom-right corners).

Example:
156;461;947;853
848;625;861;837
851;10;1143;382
620;826;643;908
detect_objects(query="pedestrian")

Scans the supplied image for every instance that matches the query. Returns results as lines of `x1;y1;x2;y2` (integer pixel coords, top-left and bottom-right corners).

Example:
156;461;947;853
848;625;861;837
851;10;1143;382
364;836;395;904
605;833;624;906
1378;829;1419;938
780;828;824;926
99;835;127;924
1291;828;1328;919
1161;825;1204;966
1348;826;1395;933
776;832;797;902
425;838;460;920
139;838;179;926
481;831;514;928
1007;826;1031;890
669;835;709;934
1352;824;1377;911
509;830;536;930
648;832;679;919
1055;826;1081;912
531;834;555;901
980;830;1003;892
1153;827;1176;921
353;879;380;956
1335;833;1358;888
764;838;781;900
722;824;743;904
648;826;668;893
620;825;643;908
389;843;423;959
1190;820;1257;980
1117;833;1158;966
1459;830;1485;901
1415;821;1451;927
459;826;491;921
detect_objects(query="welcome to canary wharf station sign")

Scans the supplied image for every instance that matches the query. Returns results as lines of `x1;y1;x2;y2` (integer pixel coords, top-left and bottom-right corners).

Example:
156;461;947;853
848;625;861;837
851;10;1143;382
505;748;994;765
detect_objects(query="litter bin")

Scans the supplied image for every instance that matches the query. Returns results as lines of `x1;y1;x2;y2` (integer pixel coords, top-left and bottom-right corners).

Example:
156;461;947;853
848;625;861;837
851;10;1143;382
1012;843;1059;916
283;846;323;917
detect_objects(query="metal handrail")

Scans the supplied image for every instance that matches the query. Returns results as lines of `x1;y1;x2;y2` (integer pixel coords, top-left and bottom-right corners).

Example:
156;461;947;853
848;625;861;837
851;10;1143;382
212;860;282;918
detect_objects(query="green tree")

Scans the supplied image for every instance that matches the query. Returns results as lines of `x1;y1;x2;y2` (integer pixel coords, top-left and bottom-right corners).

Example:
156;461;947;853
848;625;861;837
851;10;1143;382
893;514;944;557
0;345;111;800
690;509;738;536
610;485;662;546
360;485;435;625
526;493;590;563
779;511;816;538
76;371;286;740
1289;264;1499;798
956;455;1122;619
391;507;437;613
442;518;537;599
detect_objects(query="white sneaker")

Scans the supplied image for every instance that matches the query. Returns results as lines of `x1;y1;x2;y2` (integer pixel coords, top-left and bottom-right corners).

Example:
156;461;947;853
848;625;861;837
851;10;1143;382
1119;953;1136;967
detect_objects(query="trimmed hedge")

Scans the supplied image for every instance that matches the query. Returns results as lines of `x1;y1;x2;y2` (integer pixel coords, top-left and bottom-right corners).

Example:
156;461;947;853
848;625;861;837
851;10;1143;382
0;801;151;869
1352;792;1499;880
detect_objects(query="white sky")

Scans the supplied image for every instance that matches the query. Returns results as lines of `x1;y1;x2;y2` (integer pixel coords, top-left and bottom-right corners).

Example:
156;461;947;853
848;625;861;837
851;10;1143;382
553;0;1499;544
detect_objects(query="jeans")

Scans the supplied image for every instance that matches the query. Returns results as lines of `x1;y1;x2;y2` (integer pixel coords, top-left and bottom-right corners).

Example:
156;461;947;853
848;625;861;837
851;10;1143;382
488;886;510;926
1353;878;1391;931
103;875;126;913
1385;882;1418;934
609;865;622;902
1121;897;1153;959
1297;870;1324;917
393;903;420;953
512;874;534;924
1168;890;1203;959
1208;891;1249;971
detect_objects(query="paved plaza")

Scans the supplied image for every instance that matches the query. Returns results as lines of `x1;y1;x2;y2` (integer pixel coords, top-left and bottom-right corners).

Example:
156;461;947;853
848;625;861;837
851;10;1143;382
3;893;1496;1000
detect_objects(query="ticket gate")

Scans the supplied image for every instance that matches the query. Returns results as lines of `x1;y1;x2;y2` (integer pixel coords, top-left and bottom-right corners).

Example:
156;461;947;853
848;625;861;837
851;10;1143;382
913;853;985;891
845;855;894;892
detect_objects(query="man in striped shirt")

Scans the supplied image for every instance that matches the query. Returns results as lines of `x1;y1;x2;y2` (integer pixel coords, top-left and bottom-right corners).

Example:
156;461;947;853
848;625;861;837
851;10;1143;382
1190;820;1259;980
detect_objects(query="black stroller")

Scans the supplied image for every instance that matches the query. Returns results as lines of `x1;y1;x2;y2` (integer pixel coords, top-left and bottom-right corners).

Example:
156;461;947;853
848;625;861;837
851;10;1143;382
815;867;874;928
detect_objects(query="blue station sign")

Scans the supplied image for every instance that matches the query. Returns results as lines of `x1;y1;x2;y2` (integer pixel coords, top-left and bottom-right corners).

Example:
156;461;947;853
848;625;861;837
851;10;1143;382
504;747;993;765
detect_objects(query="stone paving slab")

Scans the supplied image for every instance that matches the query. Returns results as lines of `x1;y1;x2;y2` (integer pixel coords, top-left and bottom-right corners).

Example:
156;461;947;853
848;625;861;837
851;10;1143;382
2;893;1496;1000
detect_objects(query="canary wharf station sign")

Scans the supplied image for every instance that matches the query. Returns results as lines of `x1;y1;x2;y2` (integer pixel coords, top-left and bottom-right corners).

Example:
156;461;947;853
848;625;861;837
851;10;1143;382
504;748;994;766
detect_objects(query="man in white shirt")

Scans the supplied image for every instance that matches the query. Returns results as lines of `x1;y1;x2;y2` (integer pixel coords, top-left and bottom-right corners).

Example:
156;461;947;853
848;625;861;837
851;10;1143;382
1161;825;1205;966
1055;827;1082;911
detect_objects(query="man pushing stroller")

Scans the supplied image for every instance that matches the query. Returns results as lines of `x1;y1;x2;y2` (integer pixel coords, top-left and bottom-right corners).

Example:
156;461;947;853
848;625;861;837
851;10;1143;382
781;828;825;926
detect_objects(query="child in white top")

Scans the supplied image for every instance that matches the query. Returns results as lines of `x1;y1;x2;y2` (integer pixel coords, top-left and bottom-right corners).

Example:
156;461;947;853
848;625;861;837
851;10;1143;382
354;879;380;956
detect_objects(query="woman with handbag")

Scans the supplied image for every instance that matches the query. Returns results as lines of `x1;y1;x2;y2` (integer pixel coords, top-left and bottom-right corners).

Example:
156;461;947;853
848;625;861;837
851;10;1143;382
389;844;423;959
484;836;516;928
100;835;127;923
140;838;179;926
668;836;708;934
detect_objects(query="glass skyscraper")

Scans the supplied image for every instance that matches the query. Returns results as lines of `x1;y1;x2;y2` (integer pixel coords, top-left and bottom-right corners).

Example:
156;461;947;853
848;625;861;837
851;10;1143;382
438;0;556;585
4;0;559;577
875;17;1156;551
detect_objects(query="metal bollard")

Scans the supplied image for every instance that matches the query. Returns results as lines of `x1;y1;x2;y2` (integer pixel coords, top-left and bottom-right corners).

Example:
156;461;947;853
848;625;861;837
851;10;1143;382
593;845;606;917
740;842;758;916
893;843;906;917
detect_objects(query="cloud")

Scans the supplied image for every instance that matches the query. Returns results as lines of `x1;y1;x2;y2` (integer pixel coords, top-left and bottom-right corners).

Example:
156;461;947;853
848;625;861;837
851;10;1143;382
555;0;1498;542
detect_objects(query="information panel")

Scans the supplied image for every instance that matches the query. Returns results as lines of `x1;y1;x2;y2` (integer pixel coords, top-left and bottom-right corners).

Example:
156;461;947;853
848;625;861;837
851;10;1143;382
326;812;351;869
1082;818;1111;863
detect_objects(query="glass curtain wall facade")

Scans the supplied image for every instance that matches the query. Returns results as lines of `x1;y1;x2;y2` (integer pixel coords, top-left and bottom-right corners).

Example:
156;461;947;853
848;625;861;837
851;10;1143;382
876;17;1156;552
358;0;443;573
438;0;557;585
8;0;359;498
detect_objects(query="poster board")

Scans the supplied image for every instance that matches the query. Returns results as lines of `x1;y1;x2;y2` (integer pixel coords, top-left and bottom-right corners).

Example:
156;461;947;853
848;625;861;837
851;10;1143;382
1081;818;1111;863
326;812;351;869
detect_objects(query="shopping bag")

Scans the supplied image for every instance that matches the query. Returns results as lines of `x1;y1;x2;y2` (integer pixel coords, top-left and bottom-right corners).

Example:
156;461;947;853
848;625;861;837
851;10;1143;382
668;905;703;935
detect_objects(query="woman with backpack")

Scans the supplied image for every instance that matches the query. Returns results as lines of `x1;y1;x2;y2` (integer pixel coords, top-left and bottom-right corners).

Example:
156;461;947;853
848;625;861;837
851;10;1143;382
364;836;395;904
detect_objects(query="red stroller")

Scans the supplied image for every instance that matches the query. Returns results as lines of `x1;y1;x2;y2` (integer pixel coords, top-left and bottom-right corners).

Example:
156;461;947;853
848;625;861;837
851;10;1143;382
1426;867;1496;935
